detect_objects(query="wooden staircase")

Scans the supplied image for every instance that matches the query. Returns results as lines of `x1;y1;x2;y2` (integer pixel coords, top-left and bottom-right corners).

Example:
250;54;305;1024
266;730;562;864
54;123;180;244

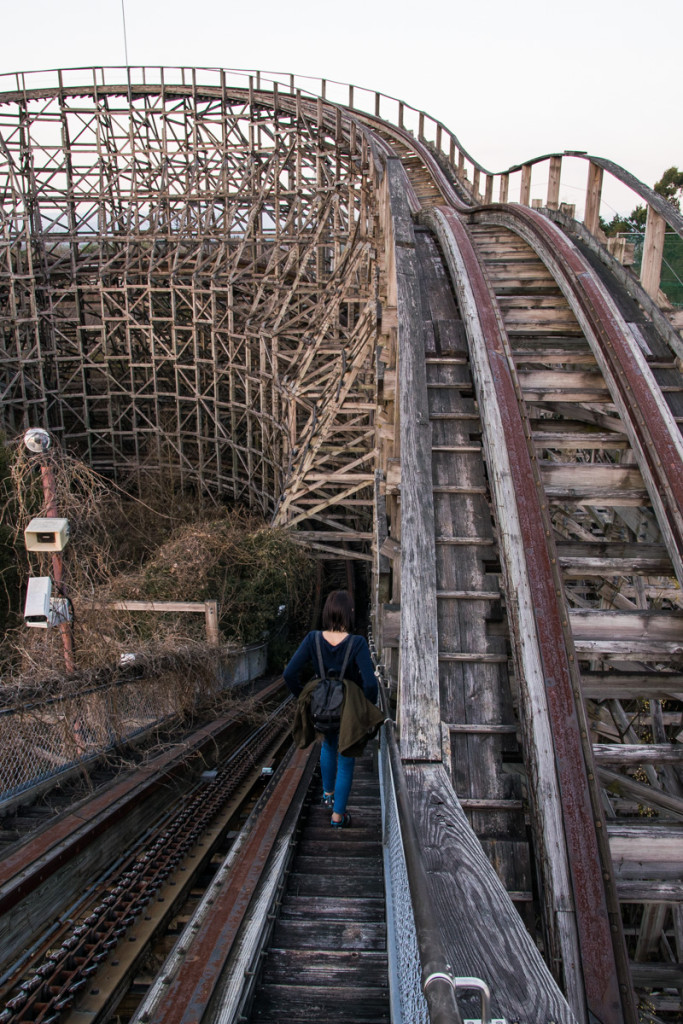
247;753;389;1024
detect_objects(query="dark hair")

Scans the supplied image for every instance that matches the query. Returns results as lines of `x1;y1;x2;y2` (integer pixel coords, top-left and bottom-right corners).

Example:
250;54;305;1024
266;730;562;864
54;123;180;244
322;590;354;632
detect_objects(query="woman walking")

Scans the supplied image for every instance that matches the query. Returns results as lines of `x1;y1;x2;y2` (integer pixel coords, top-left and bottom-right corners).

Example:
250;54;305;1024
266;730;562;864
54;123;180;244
284;590;380;828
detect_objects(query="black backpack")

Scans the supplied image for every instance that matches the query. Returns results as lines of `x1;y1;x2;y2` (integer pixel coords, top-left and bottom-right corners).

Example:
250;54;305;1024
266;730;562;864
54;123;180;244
309;633;352;734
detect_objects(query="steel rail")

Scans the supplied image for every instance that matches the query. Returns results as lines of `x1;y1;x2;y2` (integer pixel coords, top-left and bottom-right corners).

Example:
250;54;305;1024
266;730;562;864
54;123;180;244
0;699;290;1024
468;203;683;585
135;743;317;1024
424;203;633;1024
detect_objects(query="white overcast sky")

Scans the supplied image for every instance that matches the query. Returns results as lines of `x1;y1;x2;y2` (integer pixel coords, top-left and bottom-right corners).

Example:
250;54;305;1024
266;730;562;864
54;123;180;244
0;0;679;217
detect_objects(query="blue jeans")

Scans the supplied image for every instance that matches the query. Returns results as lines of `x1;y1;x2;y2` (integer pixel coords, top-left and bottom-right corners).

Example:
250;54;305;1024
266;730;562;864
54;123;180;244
320;732;354;815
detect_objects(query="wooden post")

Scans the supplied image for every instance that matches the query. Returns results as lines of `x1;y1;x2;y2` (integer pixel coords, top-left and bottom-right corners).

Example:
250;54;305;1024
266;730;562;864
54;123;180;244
499;173;509;203
520;163;532;206
204;600;219;645
386;160;441;762
418;111;425;140
484;173;494;204
584;161;603;236
640;205;666;300
547;155;562;210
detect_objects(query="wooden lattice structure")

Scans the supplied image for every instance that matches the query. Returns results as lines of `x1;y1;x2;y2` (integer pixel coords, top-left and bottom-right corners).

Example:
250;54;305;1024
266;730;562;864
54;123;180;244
2;66;683;1024
0;71;379;559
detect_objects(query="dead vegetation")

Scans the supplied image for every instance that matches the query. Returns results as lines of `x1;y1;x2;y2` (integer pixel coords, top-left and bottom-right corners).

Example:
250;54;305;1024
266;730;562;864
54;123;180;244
0;436;316;700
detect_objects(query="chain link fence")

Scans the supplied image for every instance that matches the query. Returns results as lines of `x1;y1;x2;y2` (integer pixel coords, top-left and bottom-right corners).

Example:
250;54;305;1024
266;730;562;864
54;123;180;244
0;641;267;803
620;231;683;307
379;726;430;1024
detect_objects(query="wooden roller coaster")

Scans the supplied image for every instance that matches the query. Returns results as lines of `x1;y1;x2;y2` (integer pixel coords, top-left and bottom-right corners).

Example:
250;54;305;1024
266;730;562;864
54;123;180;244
1;67;682;1024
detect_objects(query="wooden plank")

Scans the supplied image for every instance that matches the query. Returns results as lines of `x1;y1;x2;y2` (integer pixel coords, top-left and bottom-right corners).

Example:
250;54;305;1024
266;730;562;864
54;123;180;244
447;723;518;734
405;763;575;1023
593;744;683;765
556;542;671;576
598;767;683;822
617;881;683;903
581;673;683;698
609;824;683;879
570;609;683;641
387;160;441;761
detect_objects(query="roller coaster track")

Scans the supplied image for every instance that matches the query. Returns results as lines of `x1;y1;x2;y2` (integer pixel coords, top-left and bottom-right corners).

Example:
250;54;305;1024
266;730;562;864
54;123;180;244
1;67;682;1024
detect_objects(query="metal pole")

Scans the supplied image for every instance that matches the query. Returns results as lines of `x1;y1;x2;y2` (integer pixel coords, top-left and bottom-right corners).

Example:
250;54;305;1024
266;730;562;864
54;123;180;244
39;458;75;675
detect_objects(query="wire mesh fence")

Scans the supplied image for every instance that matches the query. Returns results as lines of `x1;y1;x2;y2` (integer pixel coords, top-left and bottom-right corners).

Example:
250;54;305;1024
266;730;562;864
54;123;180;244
620;232;683;306
379;727;429;1024
0;642;267;802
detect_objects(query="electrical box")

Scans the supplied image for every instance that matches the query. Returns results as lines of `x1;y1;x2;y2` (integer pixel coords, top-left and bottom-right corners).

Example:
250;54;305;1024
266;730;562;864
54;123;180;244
24;518;70;552
24;576;52;627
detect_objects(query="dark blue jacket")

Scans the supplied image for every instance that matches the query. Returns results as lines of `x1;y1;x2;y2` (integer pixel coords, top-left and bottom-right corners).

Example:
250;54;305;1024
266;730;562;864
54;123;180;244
283;631;377;703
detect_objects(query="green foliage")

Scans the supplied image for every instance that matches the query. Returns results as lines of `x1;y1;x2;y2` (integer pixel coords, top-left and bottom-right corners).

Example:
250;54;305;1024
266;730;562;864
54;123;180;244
602;165;682;237
601;205;647;236
654;166;683;211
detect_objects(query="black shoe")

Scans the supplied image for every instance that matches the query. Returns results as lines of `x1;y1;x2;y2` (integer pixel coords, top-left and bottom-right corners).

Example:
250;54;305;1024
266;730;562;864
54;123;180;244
330;812;351;829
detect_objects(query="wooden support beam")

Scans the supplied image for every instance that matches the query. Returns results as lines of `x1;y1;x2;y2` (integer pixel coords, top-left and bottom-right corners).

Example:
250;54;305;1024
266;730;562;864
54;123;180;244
520;164;532;206
584;162;604;236
594;744;683;765
609;824;683;879
387;159;441;761
581;673;683;699
599;767;683;822
547;156;562;210
640;205;666;300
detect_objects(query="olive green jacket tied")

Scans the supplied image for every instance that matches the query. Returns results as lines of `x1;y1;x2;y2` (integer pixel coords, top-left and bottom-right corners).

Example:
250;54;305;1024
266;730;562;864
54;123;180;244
292;677;385;757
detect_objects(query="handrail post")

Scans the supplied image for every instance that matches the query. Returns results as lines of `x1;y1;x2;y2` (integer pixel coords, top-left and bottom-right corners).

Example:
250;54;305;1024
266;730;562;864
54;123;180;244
204;600;219;645
499;173;509;203
584;160;603;235
484;173;494;204
520;163;531;206
640;205;666;300
547;155;562;210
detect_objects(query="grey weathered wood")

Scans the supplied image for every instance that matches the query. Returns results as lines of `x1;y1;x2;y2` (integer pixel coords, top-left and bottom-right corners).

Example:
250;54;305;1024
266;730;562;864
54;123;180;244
609;823;683;879
427;206;584;1015
387;159;440;761
599;767;683;822
593;744;683;765
405;763;576;1024
617;880;683;902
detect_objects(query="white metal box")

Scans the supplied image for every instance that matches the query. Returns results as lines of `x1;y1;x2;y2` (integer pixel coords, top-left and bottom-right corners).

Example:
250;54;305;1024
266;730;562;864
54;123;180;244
24;576;52;627
24;517;70;552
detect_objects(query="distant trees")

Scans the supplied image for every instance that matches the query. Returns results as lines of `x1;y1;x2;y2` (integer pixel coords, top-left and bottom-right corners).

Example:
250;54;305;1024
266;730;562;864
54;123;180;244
601;166;682;236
